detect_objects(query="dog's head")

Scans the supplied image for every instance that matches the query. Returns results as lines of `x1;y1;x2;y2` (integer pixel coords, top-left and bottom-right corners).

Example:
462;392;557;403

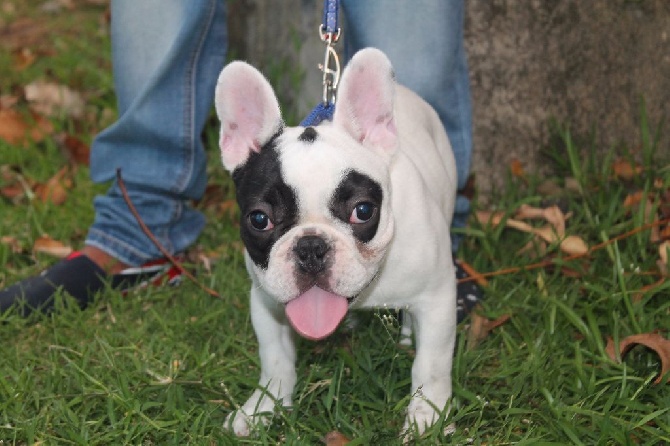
215;48;398;340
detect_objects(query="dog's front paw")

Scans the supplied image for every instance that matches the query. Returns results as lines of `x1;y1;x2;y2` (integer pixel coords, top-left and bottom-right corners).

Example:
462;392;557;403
224;408;272;437
402;397;452;440
224;409;255;437
223;388;291;436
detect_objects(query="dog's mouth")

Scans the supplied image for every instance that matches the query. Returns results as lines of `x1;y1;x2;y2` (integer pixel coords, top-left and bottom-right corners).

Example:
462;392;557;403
285;286;351;341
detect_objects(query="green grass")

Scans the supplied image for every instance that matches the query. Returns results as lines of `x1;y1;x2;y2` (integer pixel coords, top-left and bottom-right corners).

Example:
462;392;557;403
2;3;670;445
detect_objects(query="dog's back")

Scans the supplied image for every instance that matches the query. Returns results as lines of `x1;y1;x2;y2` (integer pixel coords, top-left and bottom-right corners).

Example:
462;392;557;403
394;84;457;224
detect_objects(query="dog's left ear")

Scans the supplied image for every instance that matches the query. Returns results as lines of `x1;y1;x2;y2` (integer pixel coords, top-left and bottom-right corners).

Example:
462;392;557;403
333;48;397;154
215;61;283;172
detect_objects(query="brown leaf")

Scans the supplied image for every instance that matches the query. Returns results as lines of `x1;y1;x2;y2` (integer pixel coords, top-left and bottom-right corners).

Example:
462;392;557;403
504;218;535;233
516;204;566;237
507;219;589;256
33;166;71;205
0;165;34;202
0;108;53;145
510;158;526;180
474;210;506;227
323;431;351;446
57;133;90;165
1;236;22;253
33;235;72;258
0;17;51;51
605;333;670;384
13;47;37;70
24;80;85;119
612;158;643;181
658;241;670;276
467;309;511;350
551;233;589;256
0;94;19;109
623;191;646;208
0;182;26;200
217;199;238;219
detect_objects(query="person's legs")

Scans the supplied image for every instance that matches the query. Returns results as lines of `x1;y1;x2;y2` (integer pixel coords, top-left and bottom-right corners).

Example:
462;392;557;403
87;0;228;268
0;0;227;314
341;0;472;251
341;1;480;321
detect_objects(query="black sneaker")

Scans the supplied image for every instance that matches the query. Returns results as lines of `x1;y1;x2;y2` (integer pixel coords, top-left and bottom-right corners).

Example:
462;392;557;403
454;259;483;322
0;251;183;317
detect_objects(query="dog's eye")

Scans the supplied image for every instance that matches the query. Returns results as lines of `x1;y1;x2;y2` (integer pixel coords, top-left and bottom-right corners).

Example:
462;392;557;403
350;202;376;224
248;210;274;231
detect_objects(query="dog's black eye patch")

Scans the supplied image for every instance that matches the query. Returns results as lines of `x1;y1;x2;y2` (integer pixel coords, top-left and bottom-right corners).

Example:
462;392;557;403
330;170;383;243
298;126;318;143
232;134;299;269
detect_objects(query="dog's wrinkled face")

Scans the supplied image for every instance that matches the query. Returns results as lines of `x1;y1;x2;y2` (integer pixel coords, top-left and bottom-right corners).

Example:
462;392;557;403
232;125;393;304
215;52;398;339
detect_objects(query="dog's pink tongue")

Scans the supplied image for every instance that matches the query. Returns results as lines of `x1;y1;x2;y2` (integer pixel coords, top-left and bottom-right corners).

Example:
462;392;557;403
285;287;348;341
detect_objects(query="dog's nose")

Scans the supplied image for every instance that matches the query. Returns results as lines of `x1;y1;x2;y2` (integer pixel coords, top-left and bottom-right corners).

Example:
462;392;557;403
294;235;329;274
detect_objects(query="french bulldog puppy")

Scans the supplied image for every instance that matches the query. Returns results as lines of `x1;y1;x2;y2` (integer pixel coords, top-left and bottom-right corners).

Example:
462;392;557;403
215;48;458;436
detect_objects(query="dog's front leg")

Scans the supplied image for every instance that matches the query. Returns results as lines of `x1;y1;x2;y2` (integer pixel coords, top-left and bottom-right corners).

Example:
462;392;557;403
226;287;297;436
403;287;457;436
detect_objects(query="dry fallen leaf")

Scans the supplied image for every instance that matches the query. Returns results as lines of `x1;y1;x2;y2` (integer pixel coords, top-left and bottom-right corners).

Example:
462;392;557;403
56;133;90;165
467;309;511;350
605;333;670;384
323;431;351;446
24;80;85;119
215;201;238;220
612;158;643;181
33;235;72;258
1;236;22;253
516;204;566;237
474;210;506;227
510;158;526;181
0;17;51;51
0;108;53;145
33;166;72;205
13;47;37;70
505;218;588;256
658;241;670;276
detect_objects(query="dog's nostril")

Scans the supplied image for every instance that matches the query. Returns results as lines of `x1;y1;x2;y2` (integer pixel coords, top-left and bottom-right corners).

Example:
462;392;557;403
294;235;329;273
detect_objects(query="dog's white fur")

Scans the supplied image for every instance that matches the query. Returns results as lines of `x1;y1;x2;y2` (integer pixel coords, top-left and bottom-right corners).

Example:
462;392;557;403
215;48;458;436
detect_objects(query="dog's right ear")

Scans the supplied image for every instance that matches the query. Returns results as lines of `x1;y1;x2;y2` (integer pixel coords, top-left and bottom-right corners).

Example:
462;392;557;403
215;62;282;172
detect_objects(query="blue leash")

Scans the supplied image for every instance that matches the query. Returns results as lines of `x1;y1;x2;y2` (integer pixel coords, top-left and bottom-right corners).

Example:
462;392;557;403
300;102;336;127
321;0;340;38
300;0;341;127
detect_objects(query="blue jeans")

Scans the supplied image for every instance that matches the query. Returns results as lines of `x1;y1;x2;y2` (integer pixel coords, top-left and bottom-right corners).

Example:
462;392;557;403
86;0;228;266
343;0;473;249
86;0;471;266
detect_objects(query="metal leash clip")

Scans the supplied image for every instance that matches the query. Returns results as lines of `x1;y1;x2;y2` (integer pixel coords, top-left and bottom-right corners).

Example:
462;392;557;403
318;0;341;105
319;37;341;105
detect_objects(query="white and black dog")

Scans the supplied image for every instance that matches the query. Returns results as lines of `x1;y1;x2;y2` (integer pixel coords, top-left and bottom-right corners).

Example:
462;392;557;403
215;48;458;436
